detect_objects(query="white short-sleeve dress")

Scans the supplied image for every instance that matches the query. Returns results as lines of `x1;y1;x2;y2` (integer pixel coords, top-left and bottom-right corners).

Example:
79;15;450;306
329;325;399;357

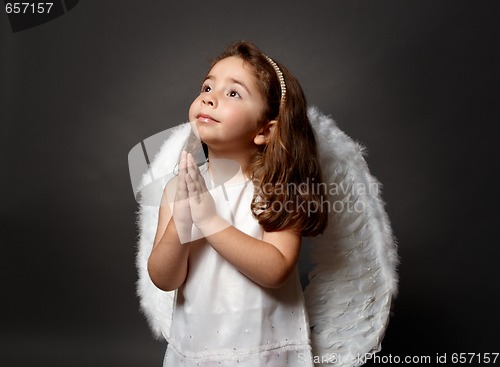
163;170;314;366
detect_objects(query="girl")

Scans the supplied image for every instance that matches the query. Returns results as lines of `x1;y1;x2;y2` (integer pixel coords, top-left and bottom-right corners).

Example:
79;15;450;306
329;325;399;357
147;41;328;366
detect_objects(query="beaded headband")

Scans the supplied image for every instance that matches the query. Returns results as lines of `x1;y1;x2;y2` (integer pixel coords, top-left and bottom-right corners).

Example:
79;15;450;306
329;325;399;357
264;55;286;109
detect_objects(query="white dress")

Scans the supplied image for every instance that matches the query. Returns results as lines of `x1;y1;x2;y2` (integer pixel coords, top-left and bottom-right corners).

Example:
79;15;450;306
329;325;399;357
137;112;398;367
163;170;314;366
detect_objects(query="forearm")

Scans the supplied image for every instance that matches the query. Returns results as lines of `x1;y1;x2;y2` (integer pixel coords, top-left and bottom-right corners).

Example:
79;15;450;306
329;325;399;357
148;219;191;291
203;217;299;288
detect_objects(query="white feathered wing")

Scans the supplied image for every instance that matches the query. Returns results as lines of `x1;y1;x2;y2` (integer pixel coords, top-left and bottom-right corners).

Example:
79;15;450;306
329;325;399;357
304;107;398;366
135;108;398;364
135;123;192;340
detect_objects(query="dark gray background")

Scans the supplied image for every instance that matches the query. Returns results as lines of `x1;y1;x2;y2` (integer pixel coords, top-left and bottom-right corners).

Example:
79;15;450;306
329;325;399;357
1;1;499;366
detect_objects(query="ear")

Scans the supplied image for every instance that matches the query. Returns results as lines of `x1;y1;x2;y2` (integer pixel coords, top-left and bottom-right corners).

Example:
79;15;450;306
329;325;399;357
254;120;277;145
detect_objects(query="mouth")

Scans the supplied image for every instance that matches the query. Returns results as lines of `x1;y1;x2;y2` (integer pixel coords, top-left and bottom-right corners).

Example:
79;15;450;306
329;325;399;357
196;113;220;123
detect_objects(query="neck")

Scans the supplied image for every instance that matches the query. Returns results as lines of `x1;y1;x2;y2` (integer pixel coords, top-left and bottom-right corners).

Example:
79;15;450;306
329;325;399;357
206;146;256;178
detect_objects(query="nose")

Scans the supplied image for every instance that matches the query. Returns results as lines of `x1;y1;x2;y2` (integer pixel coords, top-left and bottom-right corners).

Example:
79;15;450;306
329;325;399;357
202;93;217;108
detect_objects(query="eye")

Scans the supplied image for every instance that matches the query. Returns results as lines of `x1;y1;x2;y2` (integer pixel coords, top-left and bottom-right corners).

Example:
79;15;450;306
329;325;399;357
201;84;211;93
228;90;241;98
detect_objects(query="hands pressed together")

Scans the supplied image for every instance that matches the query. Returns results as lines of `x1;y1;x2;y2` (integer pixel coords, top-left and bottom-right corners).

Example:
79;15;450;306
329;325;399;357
151;151;300;290
173;151;229;244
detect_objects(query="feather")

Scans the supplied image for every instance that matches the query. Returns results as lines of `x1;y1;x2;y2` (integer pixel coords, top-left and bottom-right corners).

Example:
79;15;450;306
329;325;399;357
304;107;398;366
134;108;398;364
135;123;192;340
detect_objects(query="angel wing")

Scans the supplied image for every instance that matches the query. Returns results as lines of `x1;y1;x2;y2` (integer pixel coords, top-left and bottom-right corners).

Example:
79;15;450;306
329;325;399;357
134;108;398;365
135;123;192;340
304;107;398;366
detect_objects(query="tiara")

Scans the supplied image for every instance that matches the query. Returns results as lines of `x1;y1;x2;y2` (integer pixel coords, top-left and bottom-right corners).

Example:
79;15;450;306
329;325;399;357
264;55;286;109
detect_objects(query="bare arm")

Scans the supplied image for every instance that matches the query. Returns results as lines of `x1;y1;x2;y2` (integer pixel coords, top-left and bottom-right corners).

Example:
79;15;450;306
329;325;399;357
147;178;190;291
148;153;198;291
184;156;301;288
205;218;301;288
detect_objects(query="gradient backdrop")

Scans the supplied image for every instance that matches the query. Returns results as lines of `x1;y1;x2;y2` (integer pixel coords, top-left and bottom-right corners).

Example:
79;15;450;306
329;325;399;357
1;1;499;366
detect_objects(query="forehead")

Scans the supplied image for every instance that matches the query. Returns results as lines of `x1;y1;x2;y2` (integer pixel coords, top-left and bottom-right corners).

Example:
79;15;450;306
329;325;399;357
208;56;258;84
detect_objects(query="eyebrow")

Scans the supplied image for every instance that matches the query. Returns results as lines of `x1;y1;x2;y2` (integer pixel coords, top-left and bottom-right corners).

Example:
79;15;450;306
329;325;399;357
204;75;252;95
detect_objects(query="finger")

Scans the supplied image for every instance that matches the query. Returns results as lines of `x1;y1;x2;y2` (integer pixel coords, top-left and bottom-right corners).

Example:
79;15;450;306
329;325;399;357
187;153;208;194
187;161;205;197
178;156;187;183
186;153;199;176
179;151;188;176
185;170;200;203
176;151;189;200
186;153;200;181
176;179;188;201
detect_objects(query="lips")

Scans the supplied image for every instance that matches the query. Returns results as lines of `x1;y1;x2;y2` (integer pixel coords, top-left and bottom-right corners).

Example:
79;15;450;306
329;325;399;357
196;113;220;123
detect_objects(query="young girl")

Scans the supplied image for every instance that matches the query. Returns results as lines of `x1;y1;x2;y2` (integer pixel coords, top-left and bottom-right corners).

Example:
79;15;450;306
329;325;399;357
147;41;328;366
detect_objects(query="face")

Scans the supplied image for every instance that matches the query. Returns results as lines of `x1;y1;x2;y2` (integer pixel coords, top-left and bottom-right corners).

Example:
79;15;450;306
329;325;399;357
188;56;268;157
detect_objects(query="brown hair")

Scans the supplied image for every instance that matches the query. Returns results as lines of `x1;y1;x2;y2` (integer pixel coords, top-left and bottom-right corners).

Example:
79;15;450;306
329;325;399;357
211;41;328;236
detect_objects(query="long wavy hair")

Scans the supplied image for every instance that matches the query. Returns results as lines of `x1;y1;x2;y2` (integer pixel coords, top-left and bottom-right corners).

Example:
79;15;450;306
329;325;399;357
210;41;328;236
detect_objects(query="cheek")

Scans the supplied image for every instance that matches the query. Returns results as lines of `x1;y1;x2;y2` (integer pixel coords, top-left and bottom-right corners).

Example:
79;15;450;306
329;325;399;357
226;107;259;133
188;98;199;121
223;103;252;122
